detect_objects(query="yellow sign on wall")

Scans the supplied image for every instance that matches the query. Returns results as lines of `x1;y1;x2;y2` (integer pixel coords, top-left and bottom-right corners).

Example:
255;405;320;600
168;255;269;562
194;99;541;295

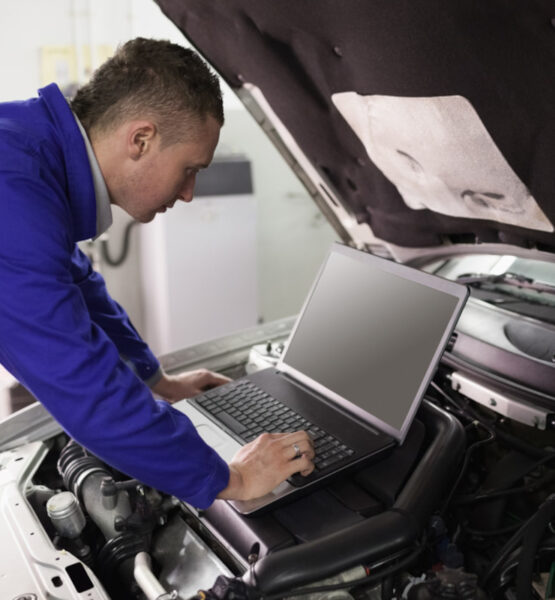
40;46;77;87
40;45;114;91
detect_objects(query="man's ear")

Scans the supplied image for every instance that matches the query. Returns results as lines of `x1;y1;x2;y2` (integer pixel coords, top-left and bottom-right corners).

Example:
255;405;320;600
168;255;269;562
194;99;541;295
127;121;158;160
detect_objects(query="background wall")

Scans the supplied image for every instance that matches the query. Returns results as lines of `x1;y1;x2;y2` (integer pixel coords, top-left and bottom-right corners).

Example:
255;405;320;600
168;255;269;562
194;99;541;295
0;0;337;355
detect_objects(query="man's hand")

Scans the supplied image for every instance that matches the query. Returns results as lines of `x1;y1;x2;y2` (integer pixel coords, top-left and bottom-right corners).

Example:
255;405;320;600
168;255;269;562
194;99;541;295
152;369;231;403
217;431;315;501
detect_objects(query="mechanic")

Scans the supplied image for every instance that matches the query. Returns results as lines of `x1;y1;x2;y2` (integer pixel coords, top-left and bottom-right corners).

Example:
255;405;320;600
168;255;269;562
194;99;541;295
0;38;314;508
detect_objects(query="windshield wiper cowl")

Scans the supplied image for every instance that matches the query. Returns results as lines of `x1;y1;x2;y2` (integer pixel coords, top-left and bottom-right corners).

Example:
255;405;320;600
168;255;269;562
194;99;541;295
456;272;555;295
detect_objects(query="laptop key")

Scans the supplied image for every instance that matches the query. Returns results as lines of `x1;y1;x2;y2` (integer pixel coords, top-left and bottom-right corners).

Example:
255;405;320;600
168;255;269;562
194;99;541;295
217;411;247;435
196;380;357;484
307;428;324;441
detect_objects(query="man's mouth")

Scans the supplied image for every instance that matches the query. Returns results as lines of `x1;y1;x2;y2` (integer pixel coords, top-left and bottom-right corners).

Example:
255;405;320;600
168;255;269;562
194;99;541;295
157;200;176;213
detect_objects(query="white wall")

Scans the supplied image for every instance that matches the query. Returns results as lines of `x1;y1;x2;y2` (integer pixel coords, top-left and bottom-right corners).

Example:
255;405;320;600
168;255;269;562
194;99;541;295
0;0;337;352
217;110;338;322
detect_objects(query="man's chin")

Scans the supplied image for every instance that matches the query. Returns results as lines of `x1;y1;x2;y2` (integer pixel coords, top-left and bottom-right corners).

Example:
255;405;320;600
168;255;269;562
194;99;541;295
138;212;156;224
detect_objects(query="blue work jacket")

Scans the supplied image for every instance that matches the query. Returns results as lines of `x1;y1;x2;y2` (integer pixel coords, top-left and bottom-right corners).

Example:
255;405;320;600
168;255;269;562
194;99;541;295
0;84;229;508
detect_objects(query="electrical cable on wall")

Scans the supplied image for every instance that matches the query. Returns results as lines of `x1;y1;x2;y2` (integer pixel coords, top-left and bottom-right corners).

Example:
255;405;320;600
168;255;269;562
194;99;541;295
100;220;140;267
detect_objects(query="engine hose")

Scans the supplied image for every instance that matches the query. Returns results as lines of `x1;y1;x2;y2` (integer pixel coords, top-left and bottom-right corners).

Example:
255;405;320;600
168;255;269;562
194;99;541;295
515;494;555;600
134;552;177;600
57;440;160;596
493;542;555;594
96;531;149;580
245;401;465;596
57;440;107;497
57;439;88;477
480;494;555;592
494;428;555;460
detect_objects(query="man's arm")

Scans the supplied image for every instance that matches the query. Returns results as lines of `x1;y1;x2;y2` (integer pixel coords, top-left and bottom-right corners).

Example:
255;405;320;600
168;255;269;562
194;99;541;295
0;169;313;507
70;246;231;399
0;167;230;507
70;245;161;383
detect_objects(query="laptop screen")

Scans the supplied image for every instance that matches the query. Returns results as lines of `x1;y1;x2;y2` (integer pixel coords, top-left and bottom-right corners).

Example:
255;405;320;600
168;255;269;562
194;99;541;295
279;243;468;442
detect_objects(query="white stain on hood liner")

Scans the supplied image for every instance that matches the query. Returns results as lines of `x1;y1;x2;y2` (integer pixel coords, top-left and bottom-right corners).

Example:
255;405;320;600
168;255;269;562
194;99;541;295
333;92;553;233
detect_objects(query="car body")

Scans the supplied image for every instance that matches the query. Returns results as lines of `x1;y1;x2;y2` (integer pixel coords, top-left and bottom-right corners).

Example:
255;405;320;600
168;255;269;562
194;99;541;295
1;1;554;599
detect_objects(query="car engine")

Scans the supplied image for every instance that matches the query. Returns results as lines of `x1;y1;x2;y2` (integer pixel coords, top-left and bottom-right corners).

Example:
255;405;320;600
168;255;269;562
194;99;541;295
1;326;554;600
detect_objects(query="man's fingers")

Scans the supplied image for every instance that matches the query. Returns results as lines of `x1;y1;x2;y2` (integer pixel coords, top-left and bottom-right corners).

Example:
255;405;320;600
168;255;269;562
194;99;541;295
209;372;232;385
286;453;315;478
221;430;317;501
197;369;231;390
261;430;315;461
255;431;316;473
273;430;314;446
286;438;315;460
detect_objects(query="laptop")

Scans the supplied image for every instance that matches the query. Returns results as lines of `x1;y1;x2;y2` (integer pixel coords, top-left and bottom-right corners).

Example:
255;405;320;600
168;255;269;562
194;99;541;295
174;242;468;514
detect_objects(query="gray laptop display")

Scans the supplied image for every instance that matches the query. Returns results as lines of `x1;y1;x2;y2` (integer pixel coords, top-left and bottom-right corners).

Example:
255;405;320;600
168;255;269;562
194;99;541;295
174;243;468;514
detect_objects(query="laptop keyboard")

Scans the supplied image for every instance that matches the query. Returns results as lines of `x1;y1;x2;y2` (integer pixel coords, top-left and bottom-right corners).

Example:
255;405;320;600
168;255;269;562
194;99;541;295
194;380;355;483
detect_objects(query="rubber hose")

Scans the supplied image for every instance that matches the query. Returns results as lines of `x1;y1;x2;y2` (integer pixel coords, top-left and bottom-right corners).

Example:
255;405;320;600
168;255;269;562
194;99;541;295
515;494;555;600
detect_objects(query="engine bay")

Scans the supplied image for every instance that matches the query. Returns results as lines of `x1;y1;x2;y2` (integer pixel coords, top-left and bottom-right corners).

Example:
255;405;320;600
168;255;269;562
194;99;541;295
1;321;553;600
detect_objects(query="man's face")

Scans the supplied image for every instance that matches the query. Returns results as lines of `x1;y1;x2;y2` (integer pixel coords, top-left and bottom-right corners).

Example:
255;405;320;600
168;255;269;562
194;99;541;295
115;116;221;223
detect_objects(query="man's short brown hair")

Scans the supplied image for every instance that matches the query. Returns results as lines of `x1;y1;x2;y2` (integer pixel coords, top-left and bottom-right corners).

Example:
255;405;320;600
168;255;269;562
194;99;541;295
71;38;224;145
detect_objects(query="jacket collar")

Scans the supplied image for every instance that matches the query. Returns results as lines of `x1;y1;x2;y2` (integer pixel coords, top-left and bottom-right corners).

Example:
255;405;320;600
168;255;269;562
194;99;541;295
38;83;97;242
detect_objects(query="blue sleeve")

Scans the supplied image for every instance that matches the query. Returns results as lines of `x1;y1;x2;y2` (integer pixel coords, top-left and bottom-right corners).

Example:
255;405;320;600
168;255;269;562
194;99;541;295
69;246;161;385
0;153;229;509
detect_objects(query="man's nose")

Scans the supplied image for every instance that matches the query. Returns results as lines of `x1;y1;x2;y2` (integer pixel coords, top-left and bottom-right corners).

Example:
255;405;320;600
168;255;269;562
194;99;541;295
180;173;196;203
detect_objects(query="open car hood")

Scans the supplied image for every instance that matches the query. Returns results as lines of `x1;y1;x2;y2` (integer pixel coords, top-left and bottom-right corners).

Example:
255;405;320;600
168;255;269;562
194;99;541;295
1;7;554;598
155;0;555;258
